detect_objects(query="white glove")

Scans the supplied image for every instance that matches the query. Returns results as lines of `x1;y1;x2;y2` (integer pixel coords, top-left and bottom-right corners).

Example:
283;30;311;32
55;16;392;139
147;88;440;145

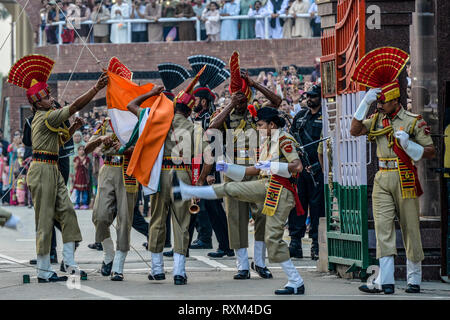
394;130;424;161
4;215;20;230
216;161;246;181
254;161;271;171
354;88;381;121
394;130;409;149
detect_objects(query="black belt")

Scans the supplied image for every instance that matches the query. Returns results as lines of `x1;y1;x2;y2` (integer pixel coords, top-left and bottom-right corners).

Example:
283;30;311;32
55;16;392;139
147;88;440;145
32;151;58;164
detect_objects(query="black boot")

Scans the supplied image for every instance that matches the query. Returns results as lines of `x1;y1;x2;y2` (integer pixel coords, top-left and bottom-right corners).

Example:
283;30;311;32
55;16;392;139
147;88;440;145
148;273;166;281
233;270;250;280
405;284;420;293
275;284;305;295
110;272;124;281
251;262;273;279
88;242;103;251
38;272;68;283
208;249;235;258
359;284;394;294
101;261;113;276
174;274;187;285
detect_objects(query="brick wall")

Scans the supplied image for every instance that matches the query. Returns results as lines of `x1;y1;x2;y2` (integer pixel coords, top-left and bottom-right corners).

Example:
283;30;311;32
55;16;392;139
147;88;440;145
2;38;321;135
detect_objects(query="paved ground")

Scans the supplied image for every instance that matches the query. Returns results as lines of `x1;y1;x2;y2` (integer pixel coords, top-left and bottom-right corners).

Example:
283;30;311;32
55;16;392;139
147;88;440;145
0;206;449;300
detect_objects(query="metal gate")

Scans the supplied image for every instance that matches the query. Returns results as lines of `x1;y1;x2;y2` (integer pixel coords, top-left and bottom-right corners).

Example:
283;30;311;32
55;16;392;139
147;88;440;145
322;92;370;275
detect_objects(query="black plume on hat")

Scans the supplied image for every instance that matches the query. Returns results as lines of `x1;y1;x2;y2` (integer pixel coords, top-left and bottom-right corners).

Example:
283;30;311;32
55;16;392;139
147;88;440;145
157;63;191;93
188;55;227;88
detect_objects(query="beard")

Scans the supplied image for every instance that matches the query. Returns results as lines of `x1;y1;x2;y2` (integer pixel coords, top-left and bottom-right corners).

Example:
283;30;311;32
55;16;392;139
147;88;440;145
307;99;319;109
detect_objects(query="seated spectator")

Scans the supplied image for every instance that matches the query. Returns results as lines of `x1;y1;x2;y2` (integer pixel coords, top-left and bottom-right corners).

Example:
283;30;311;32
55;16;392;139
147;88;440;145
289;0;311;38
175;0;196;41
110;0;130;43
145;0;163;42
193;0;207;40
202;1;221;42
91;0;110;43
131;0;148;42
239;0;255;39
308;0;320;37
220;0;240;41
266;0;289;39
248;0;268;39
73;145;90;210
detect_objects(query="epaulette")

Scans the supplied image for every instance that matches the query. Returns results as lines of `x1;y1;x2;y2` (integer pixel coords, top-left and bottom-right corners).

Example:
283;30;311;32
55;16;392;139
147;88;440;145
404;110;421;119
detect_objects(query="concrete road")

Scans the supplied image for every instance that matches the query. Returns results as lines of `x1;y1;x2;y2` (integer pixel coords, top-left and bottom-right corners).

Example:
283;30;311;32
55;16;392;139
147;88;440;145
1;206;449;300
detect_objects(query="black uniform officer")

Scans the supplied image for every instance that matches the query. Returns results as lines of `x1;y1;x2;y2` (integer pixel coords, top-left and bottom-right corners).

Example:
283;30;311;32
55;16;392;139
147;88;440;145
288;85;324;260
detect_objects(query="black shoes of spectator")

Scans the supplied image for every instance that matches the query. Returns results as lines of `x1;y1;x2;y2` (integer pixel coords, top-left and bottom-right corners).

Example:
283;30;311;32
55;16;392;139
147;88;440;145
233;270;250;280
311;244;319;261
101;261;113;276
405;284;420;293
148;273;166;281
274;284;305;295
251;262;273;279
38;272;68;283
110;272;124;281
207;249;235;258
88;242;103;251
358;284;395;294
174;275;187;285
163;249;189;258
190;239;213;249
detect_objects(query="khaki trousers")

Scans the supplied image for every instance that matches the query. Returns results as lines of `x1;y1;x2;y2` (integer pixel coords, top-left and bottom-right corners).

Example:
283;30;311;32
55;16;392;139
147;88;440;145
372;170;424;262
213;178;295;263
27;162;82;255
0;208;12;227
149;169;191;255
223;175;265;249
92;165;137;252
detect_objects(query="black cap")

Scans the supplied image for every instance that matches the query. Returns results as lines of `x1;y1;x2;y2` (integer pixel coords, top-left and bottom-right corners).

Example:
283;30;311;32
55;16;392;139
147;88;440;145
255;107;285;128
305;84;321;97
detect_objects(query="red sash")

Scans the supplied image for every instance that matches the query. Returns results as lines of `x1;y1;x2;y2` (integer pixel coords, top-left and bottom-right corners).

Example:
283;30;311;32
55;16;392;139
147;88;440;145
272;175;305;216
382;116;423;197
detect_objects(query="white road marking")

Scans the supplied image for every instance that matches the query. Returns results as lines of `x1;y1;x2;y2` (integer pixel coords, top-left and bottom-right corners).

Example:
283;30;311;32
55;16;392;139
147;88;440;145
191;255;229;269
0;253;28;264
58;282;129;300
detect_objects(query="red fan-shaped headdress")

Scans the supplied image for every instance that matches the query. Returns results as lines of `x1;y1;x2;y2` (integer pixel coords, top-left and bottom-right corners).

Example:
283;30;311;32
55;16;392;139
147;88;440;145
108;57;133;80
174;65;206;109
228;51;252;102
8;54;55;104
351;47;409;102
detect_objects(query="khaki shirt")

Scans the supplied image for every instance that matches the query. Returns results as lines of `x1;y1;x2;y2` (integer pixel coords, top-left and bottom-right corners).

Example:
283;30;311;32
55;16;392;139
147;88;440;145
89;121;119;156
32;106;71;153
362;107;433;158
258;130;299;177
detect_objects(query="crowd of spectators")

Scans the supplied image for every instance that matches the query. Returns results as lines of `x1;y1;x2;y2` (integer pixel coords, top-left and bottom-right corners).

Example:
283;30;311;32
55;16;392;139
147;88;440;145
39;0;320;44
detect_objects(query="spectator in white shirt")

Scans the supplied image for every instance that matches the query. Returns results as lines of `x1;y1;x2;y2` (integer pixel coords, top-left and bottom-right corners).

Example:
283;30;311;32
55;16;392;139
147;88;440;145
248;0;269;39
308;0;320;37
110;0;130;43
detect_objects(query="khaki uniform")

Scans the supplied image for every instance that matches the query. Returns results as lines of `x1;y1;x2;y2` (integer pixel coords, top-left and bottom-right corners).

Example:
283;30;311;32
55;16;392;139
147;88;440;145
212;130;299;263
91;122;138;252
149;113;207;255
27;106;82;256
362;107;433;262
213;110;265;249
0;208;12;227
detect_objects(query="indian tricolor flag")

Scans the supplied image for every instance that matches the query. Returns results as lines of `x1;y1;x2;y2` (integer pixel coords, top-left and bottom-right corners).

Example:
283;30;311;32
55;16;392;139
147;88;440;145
106;58;174;192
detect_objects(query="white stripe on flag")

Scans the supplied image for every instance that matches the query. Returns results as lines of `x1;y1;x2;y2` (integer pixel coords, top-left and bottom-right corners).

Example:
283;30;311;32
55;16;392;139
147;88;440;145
108;108;138;145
